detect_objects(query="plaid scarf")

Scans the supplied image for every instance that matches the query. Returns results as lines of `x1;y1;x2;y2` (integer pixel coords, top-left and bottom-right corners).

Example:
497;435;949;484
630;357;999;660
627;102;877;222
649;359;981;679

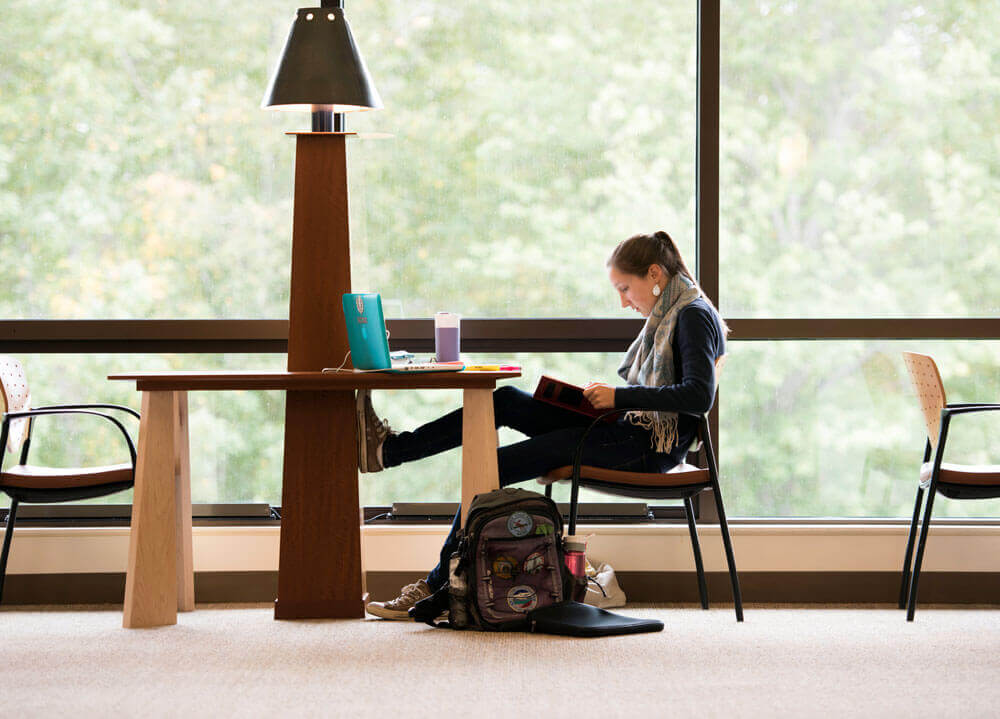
617;272;700;452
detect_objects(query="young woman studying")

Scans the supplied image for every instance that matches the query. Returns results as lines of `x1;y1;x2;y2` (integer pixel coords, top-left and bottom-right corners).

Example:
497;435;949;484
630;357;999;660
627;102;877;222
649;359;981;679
361;230;728;619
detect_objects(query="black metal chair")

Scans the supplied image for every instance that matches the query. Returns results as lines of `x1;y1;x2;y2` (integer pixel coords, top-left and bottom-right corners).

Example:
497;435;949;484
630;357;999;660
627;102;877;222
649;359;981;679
0;356;139;604
539;408;743;622
899;351;1000;621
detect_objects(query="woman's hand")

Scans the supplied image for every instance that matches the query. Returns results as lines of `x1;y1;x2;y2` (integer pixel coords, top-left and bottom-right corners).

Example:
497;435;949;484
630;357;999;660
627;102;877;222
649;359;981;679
583;382;615;410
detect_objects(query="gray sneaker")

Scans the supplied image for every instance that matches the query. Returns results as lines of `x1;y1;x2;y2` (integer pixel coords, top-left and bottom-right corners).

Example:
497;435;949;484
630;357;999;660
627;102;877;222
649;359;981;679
366;579;432;620
356;389;392;473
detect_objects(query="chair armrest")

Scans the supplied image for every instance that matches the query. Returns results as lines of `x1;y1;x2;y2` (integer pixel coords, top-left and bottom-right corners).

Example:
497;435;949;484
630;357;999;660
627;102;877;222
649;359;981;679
679;409;707;419
943;405;1000;417
568;408;636;474
34;403;140;421
926;406;1000;471
561;407;713;534
2;408;137;469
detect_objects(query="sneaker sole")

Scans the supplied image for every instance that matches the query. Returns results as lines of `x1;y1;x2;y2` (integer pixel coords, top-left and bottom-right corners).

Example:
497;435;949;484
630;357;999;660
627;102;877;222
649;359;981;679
356;390;368;472
365;603;413;620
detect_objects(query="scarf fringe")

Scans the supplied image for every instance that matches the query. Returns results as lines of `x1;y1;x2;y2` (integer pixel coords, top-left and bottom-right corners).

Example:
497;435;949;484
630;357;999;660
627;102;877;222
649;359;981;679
625;411;678;454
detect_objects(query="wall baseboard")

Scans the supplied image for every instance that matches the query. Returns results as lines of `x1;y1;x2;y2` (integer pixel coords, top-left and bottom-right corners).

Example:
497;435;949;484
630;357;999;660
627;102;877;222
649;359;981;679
3;571;1000;606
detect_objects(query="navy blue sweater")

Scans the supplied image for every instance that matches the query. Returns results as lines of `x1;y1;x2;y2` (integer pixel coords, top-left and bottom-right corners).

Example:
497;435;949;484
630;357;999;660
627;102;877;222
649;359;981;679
613;297;726;467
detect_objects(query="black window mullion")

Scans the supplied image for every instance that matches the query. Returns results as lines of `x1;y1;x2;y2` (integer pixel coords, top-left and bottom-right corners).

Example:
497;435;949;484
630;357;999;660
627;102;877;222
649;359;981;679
697;0;722;522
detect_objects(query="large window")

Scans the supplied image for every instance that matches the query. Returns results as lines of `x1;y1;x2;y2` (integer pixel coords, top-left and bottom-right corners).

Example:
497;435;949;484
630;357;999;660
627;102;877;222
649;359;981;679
720;341;1000;518
346;3;696;317
0;1;297;319
0;352;653;509
712;0;1000;517
0;1;697;320
3;1;998;519
0;354;286;505
0;0;698;512
720;1;1000;318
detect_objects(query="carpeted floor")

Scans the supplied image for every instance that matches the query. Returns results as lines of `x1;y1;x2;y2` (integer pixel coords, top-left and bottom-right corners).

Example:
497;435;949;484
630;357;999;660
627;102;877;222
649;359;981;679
3;603;999;718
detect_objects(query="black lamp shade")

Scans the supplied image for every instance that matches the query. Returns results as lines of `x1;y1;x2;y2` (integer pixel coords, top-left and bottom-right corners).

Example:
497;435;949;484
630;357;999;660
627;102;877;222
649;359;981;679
263;6;382;112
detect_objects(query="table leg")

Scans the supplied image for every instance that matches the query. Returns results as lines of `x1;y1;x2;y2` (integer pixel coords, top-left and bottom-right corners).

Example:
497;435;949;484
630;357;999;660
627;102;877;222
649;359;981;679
174;391;195;612
275;390;364;619
461;387;501;526
123;390;178;628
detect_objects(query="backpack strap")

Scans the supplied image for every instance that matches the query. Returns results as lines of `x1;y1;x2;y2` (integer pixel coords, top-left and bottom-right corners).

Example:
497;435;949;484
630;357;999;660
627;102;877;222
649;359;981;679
409;584;452;627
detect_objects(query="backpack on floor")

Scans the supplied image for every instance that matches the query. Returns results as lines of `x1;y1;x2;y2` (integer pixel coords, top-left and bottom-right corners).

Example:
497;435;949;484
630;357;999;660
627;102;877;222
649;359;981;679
412;487;584;631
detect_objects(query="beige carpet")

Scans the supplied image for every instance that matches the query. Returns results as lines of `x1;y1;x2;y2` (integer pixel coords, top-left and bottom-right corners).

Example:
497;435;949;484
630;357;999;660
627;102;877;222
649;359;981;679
3;603;999;718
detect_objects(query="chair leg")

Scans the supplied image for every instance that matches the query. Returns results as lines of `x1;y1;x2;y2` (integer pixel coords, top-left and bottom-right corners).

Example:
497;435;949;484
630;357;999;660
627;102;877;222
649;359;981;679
699;418;743;622
906;486;938;622
898;486;924;609
684;497;709;610
568;479;581;536
712;488;743;622
0;499;19;605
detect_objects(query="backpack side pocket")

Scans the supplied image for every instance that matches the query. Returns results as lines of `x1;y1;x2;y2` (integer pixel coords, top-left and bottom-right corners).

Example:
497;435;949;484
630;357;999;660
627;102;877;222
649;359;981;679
447;551;474;629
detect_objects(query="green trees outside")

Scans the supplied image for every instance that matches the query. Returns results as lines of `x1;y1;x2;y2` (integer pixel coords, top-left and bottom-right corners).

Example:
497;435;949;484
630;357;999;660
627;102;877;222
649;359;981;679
1;1;997;515
718;1;1000;515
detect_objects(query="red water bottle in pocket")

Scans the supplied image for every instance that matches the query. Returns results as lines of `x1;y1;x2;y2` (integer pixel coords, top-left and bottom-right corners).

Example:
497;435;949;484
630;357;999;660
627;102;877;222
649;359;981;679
563;535;588;602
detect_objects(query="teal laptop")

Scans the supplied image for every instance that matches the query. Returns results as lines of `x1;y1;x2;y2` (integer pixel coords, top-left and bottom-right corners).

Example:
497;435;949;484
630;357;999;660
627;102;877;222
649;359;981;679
343;293;392;370
341;293;464;372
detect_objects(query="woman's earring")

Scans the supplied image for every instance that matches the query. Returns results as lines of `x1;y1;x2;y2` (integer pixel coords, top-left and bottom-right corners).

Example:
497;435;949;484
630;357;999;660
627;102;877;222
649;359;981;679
652;284;661;297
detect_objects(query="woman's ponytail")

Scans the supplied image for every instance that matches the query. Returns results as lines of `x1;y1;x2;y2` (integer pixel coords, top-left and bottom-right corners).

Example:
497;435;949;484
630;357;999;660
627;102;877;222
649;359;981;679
608;231;729;336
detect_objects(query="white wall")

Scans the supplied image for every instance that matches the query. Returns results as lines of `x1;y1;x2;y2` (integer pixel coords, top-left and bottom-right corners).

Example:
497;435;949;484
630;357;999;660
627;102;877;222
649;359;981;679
8;523;1000;574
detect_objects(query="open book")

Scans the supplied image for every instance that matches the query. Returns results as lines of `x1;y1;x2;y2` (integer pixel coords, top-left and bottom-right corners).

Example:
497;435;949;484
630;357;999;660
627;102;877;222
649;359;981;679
533;375;610;420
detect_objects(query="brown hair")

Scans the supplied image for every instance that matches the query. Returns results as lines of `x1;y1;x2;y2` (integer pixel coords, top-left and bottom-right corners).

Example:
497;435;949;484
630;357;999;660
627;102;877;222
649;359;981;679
607;231;729;335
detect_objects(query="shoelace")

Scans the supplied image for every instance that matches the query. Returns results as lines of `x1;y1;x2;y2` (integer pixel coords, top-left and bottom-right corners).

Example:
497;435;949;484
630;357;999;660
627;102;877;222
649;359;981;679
388;583;426;608
587;575;608;598
363;397;391;437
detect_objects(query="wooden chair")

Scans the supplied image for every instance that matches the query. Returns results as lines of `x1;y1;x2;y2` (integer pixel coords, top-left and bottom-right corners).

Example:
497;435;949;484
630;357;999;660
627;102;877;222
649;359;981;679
0;356;139;604
899;352;1000;621
539;359;743;621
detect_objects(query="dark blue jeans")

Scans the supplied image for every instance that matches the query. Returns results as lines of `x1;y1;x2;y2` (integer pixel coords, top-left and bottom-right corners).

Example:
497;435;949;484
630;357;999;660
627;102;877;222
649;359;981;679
381;385;674;591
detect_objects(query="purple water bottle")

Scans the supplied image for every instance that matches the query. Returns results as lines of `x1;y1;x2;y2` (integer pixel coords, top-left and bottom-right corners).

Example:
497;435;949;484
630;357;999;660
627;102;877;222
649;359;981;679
434;312;461;362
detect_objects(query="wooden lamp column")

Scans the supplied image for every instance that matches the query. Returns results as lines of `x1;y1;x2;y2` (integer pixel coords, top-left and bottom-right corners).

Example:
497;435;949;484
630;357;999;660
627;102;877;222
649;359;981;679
274;131;365;619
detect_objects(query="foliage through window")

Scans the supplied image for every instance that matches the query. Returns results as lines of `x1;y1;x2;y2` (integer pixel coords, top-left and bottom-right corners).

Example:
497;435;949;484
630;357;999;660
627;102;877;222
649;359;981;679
2;1;998;518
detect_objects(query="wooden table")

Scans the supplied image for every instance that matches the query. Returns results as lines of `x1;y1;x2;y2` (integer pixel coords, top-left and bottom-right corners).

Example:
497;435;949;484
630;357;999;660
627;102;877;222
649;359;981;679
108;370;520;628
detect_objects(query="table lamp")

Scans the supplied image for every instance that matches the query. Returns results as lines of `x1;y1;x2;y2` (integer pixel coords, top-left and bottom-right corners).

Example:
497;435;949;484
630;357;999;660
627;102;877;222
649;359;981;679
262;0;381;620
263;0;382;370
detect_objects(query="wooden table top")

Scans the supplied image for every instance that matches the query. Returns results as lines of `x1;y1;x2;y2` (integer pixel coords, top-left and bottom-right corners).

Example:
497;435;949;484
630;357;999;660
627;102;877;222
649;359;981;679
108;370;521;391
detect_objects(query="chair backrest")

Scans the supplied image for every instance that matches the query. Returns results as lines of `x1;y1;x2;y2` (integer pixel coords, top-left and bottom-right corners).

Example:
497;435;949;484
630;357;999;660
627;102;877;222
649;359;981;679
688;355;727;456
0;355;31;454
901;351;947;449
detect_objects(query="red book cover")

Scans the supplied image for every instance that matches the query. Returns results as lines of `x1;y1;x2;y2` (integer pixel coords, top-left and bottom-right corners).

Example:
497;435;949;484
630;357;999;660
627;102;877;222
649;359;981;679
533;375;609;420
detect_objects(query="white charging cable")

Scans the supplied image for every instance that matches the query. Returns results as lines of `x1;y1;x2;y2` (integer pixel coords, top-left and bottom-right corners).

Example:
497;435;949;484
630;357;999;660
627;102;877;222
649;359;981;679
322;329;390;372
323;350;353;373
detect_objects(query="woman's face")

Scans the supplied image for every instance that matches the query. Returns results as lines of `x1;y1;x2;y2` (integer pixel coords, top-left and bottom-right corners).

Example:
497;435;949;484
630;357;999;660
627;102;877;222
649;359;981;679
608;264;664;317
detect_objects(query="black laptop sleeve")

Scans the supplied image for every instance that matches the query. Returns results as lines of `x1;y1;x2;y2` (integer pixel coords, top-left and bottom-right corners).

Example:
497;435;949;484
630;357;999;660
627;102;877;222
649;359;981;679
527;601;664;637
